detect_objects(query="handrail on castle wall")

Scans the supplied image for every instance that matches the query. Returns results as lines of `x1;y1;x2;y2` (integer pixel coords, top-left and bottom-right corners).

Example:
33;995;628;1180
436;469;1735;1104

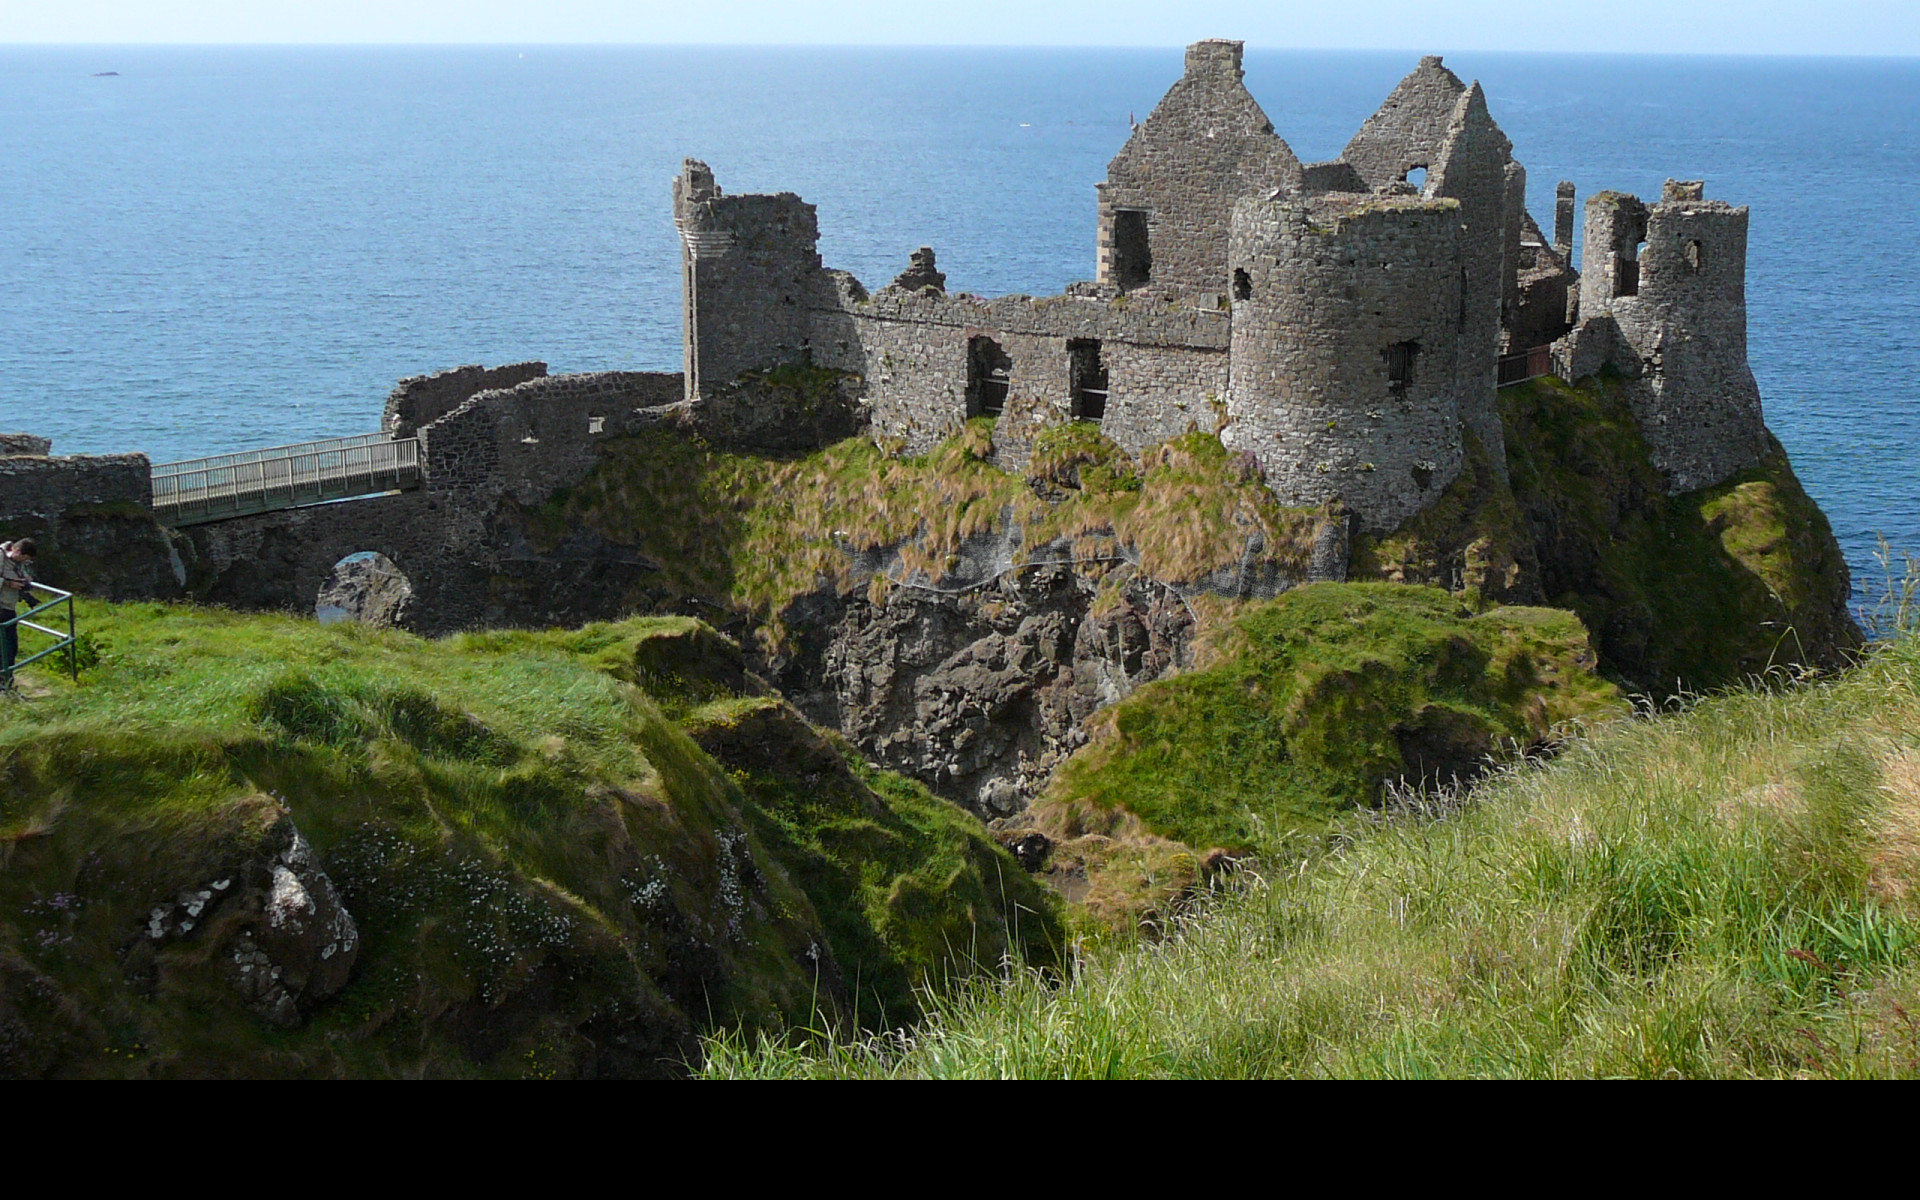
151;433;420;526
4;583;78;684
1497;345;1556;388
151;431;393;479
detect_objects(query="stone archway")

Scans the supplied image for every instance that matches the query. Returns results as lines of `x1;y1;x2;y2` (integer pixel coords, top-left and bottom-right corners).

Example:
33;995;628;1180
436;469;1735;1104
316;551;413;628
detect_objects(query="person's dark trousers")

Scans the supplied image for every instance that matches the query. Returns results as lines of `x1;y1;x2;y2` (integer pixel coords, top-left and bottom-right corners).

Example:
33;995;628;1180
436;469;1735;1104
1;610;16;689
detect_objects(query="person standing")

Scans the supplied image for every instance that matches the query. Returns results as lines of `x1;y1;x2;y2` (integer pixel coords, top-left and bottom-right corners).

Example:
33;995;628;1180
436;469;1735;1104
0;537;37;691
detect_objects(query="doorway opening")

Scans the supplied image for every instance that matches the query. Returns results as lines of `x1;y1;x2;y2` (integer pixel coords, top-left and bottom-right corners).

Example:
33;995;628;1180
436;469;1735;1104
966;336;1012;418
1068;339;1109;422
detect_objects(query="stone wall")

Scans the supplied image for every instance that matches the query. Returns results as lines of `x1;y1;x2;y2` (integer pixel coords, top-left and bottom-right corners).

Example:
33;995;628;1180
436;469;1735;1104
1224;194;1467;532
1096;39;1301;297
0;451;152;518
1342;56;1472;190
0;434;52;457
807;267;1231;463
0;444;183;601
1578;191;1651;320
1427;82;1515;478
184;369;683;632
420;370;681;499
382;361;549;437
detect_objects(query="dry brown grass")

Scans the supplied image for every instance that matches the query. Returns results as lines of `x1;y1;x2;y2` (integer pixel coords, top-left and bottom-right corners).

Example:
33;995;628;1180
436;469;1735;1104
1871;749;1920;911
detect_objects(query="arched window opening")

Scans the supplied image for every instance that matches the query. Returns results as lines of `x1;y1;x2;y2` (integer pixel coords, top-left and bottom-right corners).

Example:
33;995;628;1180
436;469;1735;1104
966;336;1012;419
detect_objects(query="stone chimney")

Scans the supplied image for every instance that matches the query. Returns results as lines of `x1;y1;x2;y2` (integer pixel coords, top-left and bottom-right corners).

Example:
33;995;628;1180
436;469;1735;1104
1184;39;1245;78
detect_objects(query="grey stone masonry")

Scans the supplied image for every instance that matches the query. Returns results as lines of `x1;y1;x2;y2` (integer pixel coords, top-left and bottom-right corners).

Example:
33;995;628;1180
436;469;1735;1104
0;452;152;517
1342;56;1471;190
419;370;681;499
888;246;946;293
383;361;548;438
0;434;53;457
675;158;822;402
806;273;1230;462
1427;82;1514;478
1096;40;1301;296
1224;194;1467;533
1559;182;1769;492
1553;181;1577;259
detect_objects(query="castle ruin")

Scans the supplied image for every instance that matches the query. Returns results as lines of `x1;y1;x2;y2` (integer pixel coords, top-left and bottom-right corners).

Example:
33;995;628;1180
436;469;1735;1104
676;42;1769;530
1;40;1777;635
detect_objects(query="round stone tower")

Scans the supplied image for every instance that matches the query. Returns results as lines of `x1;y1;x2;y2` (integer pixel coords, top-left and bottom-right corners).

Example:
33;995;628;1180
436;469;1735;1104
1225;193;1468;532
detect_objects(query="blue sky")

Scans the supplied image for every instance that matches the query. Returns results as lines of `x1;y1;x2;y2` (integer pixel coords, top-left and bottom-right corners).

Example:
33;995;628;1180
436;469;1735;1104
4;0;1917;56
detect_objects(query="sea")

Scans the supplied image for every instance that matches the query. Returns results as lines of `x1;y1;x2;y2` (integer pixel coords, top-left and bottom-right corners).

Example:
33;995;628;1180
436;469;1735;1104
2;46;1916;593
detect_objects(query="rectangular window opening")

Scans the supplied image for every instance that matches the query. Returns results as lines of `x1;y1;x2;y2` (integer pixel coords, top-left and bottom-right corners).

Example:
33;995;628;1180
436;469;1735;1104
1384;341;1419;392
1068;339;1109;423
1616;254;1640;297
1110;210;1152;291
967;336;1012;419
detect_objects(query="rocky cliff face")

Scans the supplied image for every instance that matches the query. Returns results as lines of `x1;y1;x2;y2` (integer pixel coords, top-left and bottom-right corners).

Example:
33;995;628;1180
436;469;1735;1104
771;564;1196;817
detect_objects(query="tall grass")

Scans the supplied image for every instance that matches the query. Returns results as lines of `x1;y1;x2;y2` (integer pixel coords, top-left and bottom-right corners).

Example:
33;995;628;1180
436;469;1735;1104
703;635;1920;1078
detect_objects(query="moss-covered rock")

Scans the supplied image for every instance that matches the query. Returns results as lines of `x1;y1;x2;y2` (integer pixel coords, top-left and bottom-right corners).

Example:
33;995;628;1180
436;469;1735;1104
683;695;1062;1025
1501;374;1860;689
1035;582;1622;861
1350;432;1538;607
1352;373;1859;691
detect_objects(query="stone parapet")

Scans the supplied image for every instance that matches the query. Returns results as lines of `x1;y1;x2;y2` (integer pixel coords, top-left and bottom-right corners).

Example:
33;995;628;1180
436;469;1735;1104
383;361;548;438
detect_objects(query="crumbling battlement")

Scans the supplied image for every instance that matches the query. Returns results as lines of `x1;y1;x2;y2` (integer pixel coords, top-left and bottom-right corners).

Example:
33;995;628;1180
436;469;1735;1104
674;159;823;402
1557;181;1768;491
384;361;549;438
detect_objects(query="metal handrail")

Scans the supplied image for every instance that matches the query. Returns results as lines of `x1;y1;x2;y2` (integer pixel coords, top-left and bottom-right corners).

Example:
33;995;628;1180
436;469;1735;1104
4;583;78;684
151;432;393;479
152;435;420;525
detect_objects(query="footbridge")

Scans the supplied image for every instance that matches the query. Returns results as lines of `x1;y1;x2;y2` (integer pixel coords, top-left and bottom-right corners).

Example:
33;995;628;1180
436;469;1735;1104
152;433;420;526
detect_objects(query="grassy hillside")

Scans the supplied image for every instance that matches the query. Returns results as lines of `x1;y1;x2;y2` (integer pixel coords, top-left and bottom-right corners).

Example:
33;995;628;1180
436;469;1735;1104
705;633;1920;1079
0;605;1058;1078
1357;373;1859;688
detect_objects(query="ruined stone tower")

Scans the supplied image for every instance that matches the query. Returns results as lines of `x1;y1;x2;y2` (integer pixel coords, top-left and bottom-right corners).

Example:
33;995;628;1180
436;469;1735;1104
1225;193;1468;532
1565;180;1769;491
673;158;824;402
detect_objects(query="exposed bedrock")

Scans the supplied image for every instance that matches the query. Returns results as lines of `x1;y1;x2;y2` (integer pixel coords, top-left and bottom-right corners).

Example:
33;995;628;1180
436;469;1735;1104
768;563;1197;818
